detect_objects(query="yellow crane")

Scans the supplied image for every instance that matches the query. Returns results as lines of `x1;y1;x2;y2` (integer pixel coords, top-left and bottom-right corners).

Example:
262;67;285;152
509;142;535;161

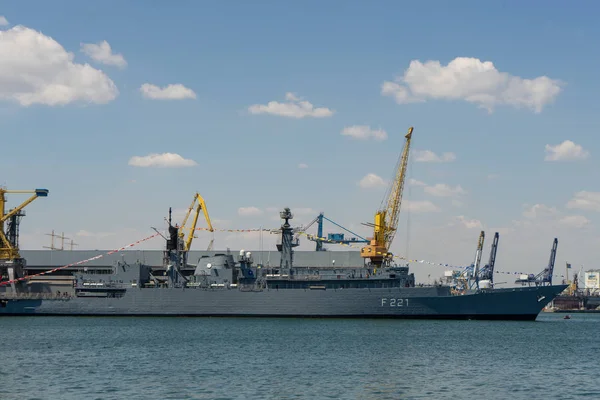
0;188;49;263
360;127;414;268
178;192;214;251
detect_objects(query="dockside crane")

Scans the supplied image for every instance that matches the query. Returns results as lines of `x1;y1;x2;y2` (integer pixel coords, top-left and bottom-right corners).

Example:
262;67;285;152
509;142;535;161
478;232;499;286
178;192;214;251
469;231;486;289
360;126;413;268
305;213;368;251
515;238;558;286
0;188;49;285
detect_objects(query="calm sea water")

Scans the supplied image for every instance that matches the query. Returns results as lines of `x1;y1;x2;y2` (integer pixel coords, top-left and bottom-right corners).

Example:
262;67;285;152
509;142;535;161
0;313;598;400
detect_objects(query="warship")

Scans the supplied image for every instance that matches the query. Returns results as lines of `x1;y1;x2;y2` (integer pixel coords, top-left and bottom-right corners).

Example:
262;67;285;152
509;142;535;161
0;127;568;319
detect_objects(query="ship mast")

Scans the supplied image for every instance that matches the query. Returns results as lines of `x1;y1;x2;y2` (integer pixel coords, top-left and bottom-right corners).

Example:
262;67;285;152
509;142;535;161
277;208;298;275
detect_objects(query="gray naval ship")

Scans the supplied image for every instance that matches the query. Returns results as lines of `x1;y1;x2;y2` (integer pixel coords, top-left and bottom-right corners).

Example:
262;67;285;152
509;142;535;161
1;207;567;320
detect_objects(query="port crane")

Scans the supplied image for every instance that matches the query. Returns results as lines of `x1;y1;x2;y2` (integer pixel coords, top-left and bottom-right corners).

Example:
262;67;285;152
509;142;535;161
360;126;413;268
477;232;499;286
515;238;558;286
304;213;368;251
178;192;214;251
0;188;49;286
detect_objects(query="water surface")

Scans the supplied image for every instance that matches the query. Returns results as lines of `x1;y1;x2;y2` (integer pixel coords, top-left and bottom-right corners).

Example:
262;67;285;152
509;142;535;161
0;313;596;399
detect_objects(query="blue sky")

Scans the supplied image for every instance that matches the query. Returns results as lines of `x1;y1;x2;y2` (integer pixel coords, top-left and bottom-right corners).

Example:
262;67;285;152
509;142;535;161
1;1;599;283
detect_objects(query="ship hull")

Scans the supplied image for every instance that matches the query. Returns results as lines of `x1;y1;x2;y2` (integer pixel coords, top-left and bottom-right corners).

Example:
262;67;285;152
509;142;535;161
0;284;567;321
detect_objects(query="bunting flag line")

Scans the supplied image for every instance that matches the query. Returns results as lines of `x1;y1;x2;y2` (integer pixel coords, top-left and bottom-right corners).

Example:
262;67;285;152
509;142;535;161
0;233;161;287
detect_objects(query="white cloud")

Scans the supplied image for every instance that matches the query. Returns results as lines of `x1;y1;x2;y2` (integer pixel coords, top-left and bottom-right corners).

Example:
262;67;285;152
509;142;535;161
414;150;456;163
128;152;197;168
358;173;387;189
566;191;600;212
487;174;500;180
520;203;589;229
341;125;387;141
248;92;334;118
381;57;563;113
238;207;263;217
544;140;589;161
0;25;118;106
298;163;309;169
408;178;426;186
559;215;590;229
140;83;196;100
0;16;8;26
80;40;127;68
404;200;441;213
522;203;558;219
424;183;466;198
453;215;483;229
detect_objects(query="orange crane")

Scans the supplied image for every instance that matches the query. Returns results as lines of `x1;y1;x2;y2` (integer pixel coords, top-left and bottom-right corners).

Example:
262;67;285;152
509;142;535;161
360;127;414;268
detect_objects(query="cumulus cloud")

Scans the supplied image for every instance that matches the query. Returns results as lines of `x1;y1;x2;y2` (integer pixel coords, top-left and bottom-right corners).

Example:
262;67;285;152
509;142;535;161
248;92;334;118
522;204;558;219
519;203;589;230
128;152;197;168
341;125;387;141
238;207;263;217
404;200;441;213
140;83;196;100
0;25;118;106
408;178;426;186
358;173;387;189
298;163;309;169
80;40;127;68
454;215;483;229
566;191;600;212
381;57;563;113
414;150;456;163
0;16;8;26
424;183;466;198
544;140;589;161
559;215;590;229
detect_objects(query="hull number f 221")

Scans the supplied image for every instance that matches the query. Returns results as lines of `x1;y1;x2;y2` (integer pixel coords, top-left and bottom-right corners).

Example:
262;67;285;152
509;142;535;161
381;298;409;307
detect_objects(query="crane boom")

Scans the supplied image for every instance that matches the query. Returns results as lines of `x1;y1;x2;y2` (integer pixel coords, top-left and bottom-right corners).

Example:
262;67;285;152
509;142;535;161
479;232;499;284
471;230;485;289
178;192;214;251
0;188;49;261
360;126;414;267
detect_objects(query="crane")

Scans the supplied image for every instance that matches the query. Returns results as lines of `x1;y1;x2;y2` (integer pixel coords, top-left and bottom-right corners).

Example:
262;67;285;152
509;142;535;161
470;231;485;289
0;188;49;285
360;126;414;268
515;238;558;286
305;213;368;251
178;192;214;251
478;232;499;286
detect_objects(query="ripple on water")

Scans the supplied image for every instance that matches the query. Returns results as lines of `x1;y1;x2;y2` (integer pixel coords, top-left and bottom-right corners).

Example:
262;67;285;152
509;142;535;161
0;314;597;399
